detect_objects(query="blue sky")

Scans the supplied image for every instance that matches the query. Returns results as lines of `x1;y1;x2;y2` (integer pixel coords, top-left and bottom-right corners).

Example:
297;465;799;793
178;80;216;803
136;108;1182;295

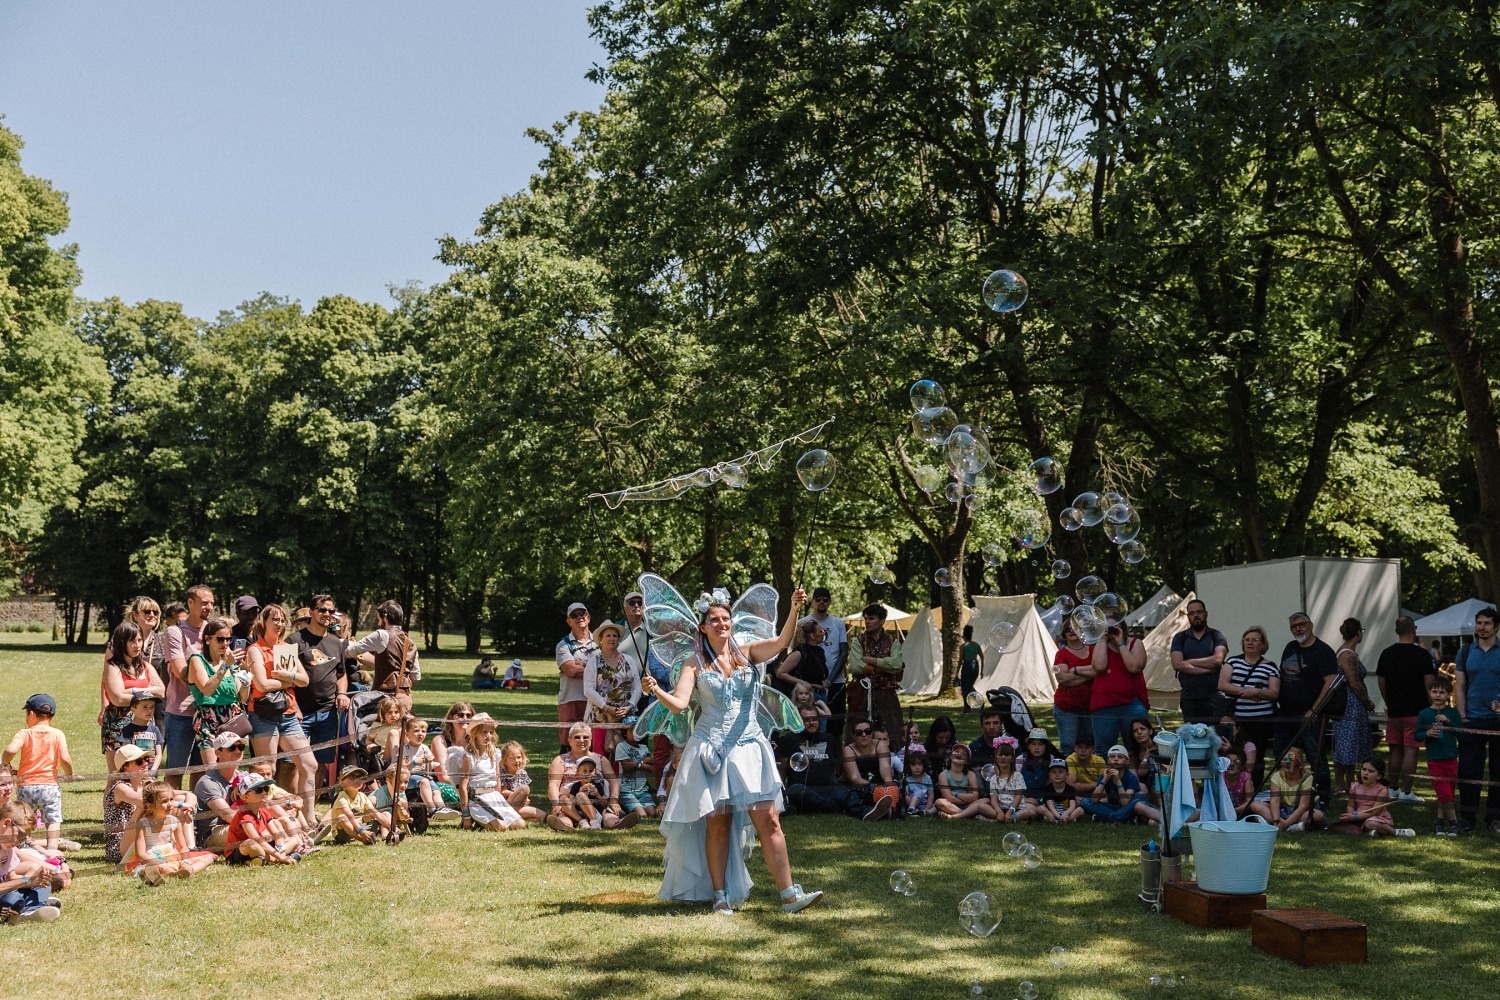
0;2;606;319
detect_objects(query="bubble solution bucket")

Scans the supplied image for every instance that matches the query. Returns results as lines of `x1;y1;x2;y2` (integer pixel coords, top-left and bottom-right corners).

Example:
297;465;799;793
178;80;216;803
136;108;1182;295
1186;814;1278;894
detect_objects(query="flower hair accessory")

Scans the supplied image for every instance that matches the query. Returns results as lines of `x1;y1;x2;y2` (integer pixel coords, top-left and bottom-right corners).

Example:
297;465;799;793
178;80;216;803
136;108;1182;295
992;735;1019;752
693;588;733;616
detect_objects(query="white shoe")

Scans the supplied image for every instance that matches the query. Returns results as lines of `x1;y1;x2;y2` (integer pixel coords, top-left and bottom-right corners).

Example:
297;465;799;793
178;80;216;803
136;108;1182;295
431;808;461;823
781;884;824;913
1401;791;1425;803
1286;822;1305;832
1394;828;1416;837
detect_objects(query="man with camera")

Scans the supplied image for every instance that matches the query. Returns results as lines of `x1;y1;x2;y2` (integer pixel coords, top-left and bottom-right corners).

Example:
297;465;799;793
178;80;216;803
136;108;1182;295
1089;616;1148;752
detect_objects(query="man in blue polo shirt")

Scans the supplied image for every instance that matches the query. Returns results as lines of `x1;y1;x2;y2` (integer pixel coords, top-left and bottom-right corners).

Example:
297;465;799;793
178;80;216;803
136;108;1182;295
1170;599;1228;725
1456;606;1500;834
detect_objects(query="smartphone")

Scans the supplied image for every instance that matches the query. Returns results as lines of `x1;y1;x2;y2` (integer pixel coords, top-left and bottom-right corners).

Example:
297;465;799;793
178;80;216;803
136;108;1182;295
232;637;248;651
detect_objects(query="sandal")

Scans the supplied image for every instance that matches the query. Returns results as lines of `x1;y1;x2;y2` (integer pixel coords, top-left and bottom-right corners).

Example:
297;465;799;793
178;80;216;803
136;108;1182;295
780;884;824;914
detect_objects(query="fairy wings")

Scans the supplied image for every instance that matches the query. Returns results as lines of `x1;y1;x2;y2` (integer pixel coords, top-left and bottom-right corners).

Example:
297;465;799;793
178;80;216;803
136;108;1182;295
631;573;802;746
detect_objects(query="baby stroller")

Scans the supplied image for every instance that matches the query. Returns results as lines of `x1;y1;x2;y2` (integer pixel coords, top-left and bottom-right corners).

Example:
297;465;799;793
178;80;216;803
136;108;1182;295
984;686;1037;744
346;690;427;835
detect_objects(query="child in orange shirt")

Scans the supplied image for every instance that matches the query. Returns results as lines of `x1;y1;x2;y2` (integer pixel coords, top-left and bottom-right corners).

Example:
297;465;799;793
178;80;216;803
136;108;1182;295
2;695;74;851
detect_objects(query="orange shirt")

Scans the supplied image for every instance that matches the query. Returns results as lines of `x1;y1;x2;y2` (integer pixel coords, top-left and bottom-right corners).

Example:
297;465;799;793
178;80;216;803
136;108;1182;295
12;725;68;785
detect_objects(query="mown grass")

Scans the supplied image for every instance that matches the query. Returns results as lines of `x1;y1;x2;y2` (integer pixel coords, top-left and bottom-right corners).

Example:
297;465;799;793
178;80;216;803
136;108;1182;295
0;633;1495;1000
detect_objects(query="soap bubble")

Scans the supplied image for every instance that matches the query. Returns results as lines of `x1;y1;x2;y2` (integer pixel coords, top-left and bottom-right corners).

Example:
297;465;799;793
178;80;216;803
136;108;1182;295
989;620;1019;652
868;563;892;586
912;406;958;446
981;269;1029;313
934;567;953;588
1103;490;1126;506
982;542;1004;568
1119;539;1147;564
958;891;1001;937
795;450;837;492
1029;456;1062;495
909;379;946;411
980;764;996;783
1021;844;1043;870
1092;592;1124;617
965;691;985;710
1058;507;1083;531
1071;605;1107;644
1054;595;1076;614
1105;509;1141;543
1149;976;1163;987
889;870;914;894
944;481;965;504
969;981;984;997
1073;492;1105;526
1052;559;1071;579
790;752;808;773
1104;501;1132;524
1075;575;1107;604
1014;510;1051;550
1002;831;1028;857
717;463;748;489
1019;982;1038;1000
945;429;992;476
688;467;718;488
1163;977;1179;989
914;464;947;493
1048;946;1068;969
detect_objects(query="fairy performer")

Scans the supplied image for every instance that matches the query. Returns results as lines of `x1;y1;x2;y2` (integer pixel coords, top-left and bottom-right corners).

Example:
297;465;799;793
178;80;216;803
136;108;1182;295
637;574;824;915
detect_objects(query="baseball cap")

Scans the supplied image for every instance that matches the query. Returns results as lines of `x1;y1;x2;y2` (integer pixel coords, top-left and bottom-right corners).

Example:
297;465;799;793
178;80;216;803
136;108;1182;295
812;587;832;599
1048;758;1069;770
566;602;589;617
234;595;261;614
1027;727;1049;742
338;765;369;783
1107;744;1129;757
212;732;247;751
622;715;639;729
624;591;643;604
129;689;159;705
238;775;274;797
23;694;56;716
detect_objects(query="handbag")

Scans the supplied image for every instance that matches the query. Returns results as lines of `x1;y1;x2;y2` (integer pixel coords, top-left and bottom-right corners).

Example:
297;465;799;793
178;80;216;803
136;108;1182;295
252;689;289;721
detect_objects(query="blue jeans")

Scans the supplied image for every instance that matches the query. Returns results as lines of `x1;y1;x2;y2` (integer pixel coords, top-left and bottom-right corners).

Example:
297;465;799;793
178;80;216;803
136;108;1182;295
163;712;200;776
0;885;51;913
1054;709;1093;757
300;707;343;765
785;782;864;817
1081;797;1137;822
1092;698;1147;752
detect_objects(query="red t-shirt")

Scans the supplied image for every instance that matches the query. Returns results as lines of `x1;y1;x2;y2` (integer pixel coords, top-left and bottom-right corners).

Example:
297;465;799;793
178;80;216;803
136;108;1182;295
1089;642;1149;711
225;805;272;856
1052;646;1095;714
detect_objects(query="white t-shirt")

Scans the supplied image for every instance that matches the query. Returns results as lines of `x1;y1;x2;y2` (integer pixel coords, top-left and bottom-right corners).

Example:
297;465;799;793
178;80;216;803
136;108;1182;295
801;611;849;684
554;633;596;705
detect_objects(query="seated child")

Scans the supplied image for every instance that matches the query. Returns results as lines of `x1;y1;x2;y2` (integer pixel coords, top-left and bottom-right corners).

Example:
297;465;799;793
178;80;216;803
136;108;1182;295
1223;750;1256;819
134;781;217;884
1253;747;1325;832
225;776;299;865
327;766;390;844
497;739;545;823
1081;744;1160;824
247;760;314;851
1336;757;1413;837
985;738;1033;823
398;717;445;820
1066;735;1103;795
0;802;61;923
905;751;936;817
458;716;526;831
1032;758;1084;824
568;757;608;829
613;716;657;820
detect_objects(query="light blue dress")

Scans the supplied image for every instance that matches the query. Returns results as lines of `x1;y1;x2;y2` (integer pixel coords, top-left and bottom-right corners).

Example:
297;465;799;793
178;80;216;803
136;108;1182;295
658;662;783;905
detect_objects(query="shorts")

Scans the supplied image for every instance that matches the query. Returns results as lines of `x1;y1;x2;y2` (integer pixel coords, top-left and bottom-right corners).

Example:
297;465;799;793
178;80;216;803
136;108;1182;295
17;783;62;826
1385;717;1419;748
225;845;261;865
250;711;306;740
618;787;654;813
1429;757;1459;804
299;707;343;765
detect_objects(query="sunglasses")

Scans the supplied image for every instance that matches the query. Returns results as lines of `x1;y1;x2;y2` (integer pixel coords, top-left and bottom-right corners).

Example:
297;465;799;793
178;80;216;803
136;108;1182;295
627;598;643;606
140;610;160;618
209;636;232;643
316;608;336;615
853;728;873;736
452;713;473;719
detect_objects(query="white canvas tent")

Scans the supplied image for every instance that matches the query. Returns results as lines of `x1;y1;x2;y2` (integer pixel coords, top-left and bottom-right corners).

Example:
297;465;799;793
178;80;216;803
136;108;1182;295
900;595;1057;702
1141;592;1194;711
1127;585;1182;629
1415;598;1491;637
842;603;916;631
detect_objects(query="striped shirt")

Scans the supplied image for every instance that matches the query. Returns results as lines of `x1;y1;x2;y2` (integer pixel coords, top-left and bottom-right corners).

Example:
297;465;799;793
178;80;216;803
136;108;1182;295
1226;655;1279;718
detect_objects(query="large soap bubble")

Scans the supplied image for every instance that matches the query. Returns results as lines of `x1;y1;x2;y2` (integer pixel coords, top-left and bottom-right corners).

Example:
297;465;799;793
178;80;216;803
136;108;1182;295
890;870;914;894
913;464;946;494
868;563;893;586
912;406;958;446
1048;946;1068;969
1119;539;1147;564
1002;831;1028;857
1029;456;1062;495
989;620;1019;651
716;462;748;489
981;542;1004;567
1093;592;1125;618
1059;507;1083;531
1052;559;1072;579
934;567;953;588
1021;843;1043;870
1071;605;1107;644
1054;594;1076;614
981;269;1029;314
795;449;837;492
1105;509;1142;543
909;379;946;411
1073;492;1105;526
965;691;985;710
945;429;991;476
790;751;809;772
1014;510;1051;550
958;891;1001;938
1104;502;1132;524
1103;490;1127;506
688;467;718;488
1075;575;1107;604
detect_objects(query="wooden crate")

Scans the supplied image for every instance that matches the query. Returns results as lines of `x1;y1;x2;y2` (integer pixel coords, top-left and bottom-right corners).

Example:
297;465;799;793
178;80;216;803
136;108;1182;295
1163;880;1267;929
1251;908;1367;966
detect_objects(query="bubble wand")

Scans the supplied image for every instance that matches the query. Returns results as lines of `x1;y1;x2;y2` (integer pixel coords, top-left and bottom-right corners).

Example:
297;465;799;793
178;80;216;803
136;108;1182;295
794;448;837;588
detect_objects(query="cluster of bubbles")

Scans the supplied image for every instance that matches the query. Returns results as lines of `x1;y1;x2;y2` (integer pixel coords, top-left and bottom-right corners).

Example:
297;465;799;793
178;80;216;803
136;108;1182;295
908;379;997;521
958;890;1001;938
889;870;917;896
1002;830;1043;870
1148;975;1185;989
1048;484;1147;566
968;948;1066;996
1038;574;1131;645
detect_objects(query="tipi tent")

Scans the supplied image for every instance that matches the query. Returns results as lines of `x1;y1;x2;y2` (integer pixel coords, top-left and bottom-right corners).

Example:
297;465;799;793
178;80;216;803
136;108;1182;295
900;595;1058;703
1415;598;1492;637
1127;585;1182;629
1141;592;1194;711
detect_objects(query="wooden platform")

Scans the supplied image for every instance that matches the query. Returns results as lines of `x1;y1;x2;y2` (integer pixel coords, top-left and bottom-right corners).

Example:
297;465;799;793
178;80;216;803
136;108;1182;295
1162;880;1267;929
1251;908;1367;966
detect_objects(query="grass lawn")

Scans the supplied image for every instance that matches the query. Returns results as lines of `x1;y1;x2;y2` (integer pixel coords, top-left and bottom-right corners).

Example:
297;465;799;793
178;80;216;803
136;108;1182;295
1;633;1496;999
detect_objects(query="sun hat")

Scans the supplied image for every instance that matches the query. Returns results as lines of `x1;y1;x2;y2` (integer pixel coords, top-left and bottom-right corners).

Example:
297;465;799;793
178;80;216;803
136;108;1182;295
1027;727;1049;742
211;732;246;751
115;744;150;765
468;712;498;731
592;620;624;643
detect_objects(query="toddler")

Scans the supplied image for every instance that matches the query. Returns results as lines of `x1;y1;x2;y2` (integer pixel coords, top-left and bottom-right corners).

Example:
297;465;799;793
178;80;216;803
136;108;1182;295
613;716;657;820
904;751;936;816
568;757;607;829
986;738;1033;823
117;691;165;773
399;717;445;818
1033;759;1084;824
1255;748;1325;832
1415;680;1461;836
327;766;390;844
497;739;545;822
2;694;74;852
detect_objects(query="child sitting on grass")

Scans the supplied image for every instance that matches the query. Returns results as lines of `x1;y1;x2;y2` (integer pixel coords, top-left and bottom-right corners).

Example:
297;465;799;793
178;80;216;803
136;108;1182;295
613;716;657;820
936;743;993;820
327;766;390;844
134;781;217;884
0;802;60;923
2;694;74;853
497;739;545;823
1336;758;1414;837
225;776;299;865
1224;750;1256;819
1255;747;1325;832
247;760;315;853
1065;734;1104;795
1081;744;1158;824
399;717;446;822
1034;759;1084;824
568;757;607;829
457;714;526;831
904;751;936;817
986;738;1032;823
